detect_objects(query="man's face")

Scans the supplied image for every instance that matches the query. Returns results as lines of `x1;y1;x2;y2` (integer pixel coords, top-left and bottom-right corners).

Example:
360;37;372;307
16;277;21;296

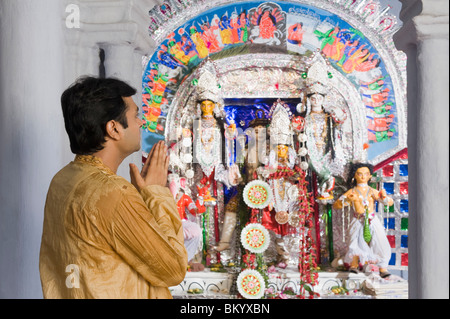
120;96;143;155
354;167;371;184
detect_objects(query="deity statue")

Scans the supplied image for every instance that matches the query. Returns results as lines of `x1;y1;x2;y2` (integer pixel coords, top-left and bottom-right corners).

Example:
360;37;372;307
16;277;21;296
296;57;348;202
244;109;270;181
168;173;205;271
256;101;314;268
173;59;241;262
333;163;393;278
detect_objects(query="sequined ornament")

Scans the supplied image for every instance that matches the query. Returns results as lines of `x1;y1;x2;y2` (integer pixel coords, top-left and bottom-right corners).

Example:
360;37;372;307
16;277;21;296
275;211;289;225
363;207;372;244
240;223;270;254
304;55;331;96
243;180;272;209
237;269;265;299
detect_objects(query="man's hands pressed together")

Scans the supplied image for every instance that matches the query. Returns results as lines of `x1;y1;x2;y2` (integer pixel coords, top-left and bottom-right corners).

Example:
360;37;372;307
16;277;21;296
130;141;170;191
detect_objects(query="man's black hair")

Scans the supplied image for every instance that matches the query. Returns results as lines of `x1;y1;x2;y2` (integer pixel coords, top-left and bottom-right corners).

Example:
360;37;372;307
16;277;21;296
61;76;137;155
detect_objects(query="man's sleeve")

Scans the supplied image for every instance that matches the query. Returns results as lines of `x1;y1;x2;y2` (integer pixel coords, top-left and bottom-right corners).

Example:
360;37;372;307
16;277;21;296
109;184;188;288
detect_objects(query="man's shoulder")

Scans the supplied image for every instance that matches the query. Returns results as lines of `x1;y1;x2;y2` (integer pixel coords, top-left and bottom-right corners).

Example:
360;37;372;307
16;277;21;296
50;161;138;202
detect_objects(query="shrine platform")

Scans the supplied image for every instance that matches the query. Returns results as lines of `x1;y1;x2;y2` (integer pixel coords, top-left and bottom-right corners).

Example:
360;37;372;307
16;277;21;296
170;267;408;299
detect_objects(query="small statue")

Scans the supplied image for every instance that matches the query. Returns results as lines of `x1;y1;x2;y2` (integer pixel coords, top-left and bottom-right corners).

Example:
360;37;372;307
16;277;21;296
168;174;205;271
261;102;299;268
333;163;393;278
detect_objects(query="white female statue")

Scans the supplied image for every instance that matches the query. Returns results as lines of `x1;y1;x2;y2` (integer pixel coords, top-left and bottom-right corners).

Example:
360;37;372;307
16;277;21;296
175;59;241;260
296;57;348;202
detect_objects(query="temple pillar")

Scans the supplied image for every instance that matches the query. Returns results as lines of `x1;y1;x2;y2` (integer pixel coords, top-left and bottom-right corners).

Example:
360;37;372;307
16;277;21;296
412;0;449;299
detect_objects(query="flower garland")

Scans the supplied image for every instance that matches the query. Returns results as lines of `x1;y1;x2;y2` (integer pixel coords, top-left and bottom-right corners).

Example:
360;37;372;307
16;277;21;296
269;166;320;299
296;169;320;299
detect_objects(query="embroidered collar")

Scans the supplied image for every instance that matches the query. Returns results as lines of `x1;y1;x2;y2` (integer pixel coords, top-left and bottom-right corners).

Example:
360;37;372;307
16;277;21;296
74;155;115;175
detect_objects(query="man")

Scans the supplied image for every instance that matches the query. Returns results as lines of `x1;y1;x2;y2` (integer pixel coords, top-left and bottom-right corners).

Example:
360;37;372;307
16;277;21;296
39;77;187;299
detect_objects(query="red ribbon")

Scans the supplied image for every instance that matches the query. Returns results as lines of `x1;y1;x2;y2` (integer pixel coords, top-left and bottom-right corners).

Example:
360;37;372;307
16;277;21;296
210;171;221;263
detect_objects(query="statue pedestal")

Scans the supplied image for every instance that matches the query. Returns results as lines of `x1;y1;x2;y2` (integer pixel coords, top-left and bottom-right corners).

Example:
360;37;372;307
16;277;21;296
170;268;408;299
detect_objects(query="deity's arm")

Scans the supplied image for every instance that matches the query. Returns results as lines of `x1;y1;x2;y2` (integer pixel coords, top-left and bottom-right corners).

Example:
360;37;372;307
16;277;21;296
214;163;241;188
333;189;364;214
333;189;352;210
329;106;347;125
371;188;394;207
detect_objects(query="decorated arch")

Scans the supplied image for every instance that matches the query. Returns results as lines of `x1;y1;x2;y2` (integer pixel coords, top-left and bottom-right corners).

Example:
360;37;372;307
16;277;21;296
141;0;408;299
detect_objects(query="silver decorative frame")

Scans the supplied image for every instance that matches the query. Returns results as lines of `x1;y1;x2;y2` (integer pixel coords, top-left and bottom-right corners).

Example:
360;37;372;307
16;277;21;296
148;0;407;166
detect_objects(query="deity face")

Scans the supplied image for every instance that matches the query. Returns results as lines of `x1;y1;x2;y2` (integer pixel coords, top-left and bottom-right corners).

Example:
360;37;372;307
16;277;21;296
354;167;372;184
276;144;289;160
310;93;325;113
200;100;216;117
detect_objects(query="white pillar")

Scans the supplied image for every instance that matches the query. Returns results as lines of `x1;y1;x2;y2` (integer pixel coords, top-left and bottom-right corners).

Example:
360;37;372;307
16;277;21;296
0;0;67;298
413;0;449;299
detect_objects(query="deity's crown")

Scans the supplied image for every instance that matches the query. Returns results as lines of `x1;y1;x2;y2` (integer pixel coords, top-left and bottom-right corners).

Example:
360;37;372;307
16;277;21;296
269;100;293;146
194;58;222;103
304;54;332;96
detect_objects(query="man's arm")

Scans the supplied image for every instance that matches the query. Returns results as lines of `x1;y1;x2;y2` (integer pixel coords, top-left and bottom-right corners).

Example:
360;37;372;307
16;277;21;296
109;184;187;288
108;141;188;287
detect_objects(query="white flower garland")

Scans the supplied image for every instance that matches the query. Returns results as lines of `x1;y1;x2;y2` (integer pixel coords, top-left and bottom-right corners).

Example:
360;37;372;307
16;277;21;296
237;269;266;299
240;223;270;254
243;180;272;209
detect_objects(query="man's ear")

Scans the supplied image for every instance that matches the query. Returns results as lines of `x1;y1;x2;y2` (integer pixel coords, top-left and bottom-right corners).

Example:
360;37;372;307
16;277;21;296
105;120;122;141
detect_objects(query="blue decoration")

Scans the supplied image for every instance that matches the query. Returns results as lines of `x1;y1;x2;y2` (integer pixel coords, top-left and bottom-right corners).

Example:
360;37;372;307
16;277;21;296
384;217;395;230
383;182;395;195
399;164;408;176
400;199;409;213
389;253;396;266
401;235;408;248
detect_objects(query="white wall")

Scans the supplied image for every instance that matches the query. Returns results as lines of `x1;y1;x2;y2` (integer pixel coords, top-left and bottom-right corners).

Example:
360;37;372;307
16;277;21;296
0;0;158;299
0;0;69;298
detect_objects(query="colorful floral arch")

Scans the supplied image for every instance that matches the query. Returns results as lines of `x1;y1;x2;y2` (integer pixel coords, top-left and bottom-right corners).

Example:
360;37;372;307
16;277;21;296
141;0;407;165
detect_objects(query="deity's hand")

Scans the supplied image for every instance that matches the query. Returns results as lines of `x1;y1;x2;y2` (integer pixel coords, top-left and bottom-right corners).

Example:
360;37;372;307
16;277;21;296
330;107;347;124
130;141;170;191
228;164;242;186
347;191;366;215
379;189;387;200
346;191;358;203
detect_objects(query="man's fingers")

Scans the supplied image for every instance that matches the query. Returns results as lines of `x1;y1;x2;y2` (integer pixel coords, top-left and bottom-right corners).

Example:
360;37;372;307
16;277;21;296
129;163;143;190
148;141;159;160
144;141;162;176
164;153;170;171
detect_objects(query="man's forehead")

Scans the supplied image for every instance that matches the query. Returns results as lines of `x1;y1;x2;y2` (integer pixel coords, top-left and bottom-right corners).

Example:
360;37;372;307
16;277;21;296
122;96;138;108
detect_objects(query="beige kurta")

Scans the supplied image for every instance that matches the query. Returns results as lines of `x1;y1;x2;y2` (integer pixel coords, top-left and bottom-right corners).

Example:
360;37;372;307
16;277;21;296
39;155;188;299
